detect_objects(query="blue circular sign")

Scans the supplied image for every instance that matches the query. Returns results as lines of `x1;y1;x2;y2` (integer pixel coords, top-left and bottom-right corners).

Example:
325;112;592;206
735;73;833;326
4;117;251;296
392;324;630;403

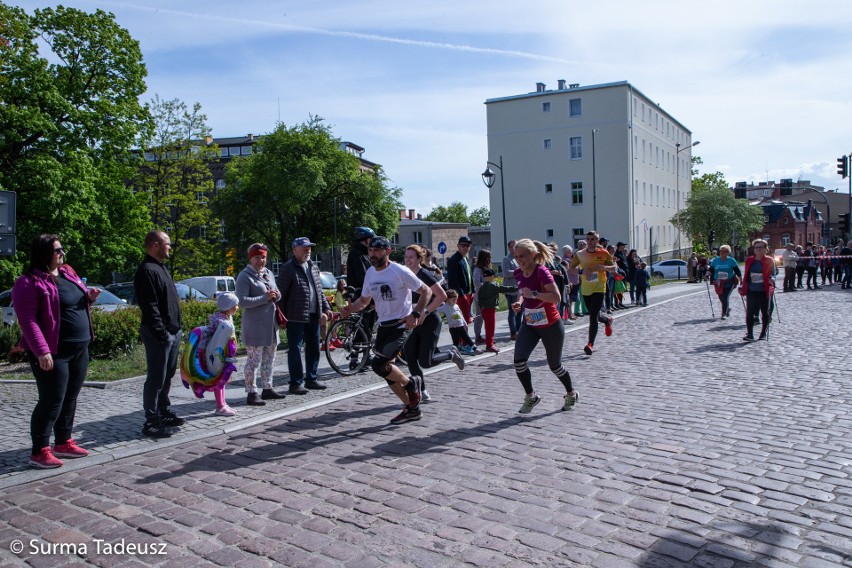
437;241;447;255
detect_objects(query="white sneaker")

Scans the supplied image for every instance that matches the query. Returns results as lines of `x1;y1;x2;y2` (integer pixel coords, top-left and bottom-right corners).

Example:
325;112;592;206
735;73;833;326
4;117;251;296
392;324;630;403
215;405;237;416
421;389;431;402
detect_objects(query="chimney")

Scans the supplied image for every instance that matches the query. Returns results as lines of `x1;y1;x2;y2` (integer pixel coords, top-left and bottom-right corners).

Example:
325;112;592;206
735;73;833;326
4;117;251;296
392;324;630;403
536;82;546;93
399;209;406;220
417;213;422;220
204;135;213;145
408;209;415;220
569;83;580;88
557;79;566;90
247;133;254;141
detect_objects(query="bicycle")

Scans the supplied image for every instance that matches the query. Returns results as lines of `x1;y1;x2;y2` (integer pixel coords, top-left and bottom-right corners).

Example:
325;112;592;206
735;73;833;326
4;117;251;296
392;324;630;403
325;310;411;376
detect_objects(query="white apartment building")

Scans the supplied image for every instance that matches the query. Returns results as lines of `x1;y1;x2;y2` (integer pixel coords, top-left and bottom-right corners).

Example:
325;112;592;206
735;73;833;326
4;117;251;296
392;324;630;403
484;80;695;260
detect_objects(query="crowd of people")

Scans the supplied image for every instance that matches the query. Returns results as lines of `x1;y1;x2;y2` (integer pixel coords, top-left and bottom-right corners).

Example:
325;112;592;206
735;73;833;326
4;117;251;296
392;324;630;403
12;226;851;468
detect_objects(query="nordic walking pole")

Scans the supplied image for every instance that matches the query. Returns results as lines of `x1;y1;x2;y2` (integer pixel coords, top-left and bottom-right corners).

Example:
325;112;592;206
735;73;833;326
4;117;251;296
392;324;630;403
705;278;715;317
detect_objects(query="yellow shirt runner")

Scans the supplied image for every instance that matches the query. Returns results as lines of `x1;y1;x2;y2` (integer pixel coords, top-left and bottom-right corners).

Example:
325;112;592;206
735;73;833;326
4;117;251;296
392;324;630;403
570;248;614;295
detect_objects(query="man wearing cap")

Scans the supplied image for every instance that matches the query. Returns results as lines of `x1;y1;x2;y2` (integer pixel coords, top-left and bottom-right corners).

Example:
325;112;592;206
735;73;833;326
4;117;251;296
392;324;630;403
276;237;334;394
341;236;431;424
446;236;475;329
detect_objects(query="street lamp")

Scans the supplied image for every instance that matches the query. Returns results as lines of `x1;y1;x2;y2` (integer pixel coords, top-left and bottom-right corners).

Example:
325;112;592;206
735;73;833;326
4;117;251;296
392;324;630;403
482;155;508;256
332;196;348;275
675;140;700;257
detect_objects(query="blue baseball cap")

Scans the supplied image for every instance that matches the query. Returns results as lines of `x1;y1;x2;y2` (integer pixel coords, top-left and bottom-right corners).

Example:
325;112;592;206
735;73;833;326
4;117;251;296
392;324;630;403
369;236;391;249
291;237;316;248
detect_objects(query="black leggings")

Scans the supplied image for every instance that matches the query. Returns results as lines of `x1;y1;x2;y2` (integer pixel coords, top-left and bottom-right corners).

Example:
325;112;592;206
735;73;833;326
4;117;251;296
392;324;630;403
583;293;610;345
28;341;90;454
717;283;735;315
746;290;770;338
513;319;573;394
403;314;451;388
806;267;818;288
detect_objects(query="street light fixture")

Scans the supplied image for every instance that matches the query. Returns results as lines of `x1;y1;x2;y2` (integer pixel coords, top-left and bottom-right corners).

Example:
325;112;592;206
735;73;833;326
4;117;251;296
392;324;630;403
675;140;700;258
592;129;599;230
482;155;508;256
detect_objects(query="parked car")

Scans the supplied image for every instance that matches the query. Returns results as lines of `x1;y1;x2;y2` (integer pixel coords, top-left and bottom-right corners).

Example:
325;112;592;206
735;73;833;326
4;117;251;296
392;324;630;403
106;282;211;304
650;259;688;279
1;289;14;326
319;271;338;304
179;276;236;299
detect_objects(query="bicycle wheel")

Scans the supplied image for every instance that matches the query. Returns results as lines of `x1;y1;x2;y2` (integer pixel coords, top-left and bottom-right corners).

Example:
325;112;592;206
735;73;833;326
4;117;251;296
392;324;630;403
326;318;371;376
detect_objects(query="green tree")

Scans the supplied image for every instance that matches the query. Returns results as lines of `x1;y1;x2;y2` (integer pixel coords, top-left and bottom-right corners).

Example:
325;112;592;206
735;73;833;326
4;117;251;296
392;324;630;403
0;3;150;285
671;168;764;252
425;202;469;224
468;206;490;227
213;117;402;266
133;96;221;279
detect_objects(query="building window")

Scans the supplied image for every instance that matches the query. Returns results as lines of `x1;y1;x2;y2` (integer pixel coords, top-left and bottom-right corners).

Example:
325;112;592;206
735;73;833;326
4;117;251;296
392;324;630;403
570;137;582;160
545;183;553;194
634;135;638;158
782;233;790;245
546;229;554;240
572;228;585;248
542;101;551;112
215;179;226;190
413;231;423;244
634;180;639;204
571;182;583;205
543;138;552;149
196;191;207;205
391;233;399;245
569;98;582;117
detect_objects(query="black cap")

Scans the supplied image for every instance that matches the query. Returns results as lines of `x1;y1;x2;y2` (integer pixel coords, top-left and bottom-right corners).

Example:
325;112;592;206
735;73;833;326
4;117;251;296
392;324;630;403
482;268;495;277
369;236;391;249
616;241;626;247
599;237;609;243
458;235;472;245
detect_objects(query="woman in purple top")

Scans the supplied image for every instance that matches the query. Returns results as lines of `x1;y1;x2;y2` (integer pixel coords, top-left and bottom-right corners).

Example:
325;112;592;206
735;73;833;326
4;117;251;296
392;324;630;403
12;234;99;469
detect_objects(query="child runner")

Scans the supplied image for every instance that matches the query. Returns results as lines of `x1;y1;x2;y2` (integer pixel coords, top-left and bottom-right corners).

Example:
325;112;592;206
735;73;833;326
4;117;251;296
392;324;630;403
436;290;479;355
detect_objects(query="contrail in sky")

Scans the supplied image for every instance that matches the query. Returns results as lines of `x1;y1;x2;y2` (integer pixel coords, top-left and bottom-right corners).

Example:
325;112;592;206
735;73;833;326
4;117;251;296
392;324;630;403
105;1;576;64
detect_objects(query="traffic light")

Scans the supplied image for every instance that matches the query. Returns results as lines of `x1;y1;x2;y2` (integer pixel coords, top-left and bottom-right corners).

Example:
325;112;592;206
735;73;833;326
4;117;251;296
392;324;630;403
837;156;848;178
708;230;716;251
840;212;851;235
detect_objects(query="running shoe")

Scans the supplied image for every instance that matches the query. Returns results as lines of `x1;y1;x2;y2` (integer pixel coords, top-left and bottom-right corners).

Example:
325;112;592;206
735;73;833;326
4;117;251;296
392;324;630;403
448;346;465;370
584;343;593;355
390;407;422;424
486;346;500;353
518;394;541;414
421;389;431;402
52;438;88;458
743;335;755;342
29;447;62;469
562;391;579;411
604;317;613;337
215;405;237;416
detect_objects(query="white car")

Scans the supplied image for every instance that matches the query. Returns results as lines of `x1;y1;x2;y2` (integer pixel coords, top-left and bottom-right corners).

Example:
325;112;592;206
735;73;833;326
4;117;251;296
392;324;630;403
0;285;130;326
649;259;689;279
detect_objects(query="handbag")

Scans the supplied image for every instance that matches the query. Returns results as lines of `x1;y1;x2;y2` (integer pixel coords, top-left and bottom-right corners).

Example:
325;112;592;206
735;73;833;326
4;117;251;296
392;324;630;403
275;304;287;329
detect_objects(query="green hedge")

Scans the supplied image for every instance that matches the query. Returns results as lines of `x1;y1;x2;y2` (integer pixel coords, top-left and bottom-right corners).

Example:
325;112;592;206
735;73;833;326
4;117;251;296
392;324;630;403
0;323;21;361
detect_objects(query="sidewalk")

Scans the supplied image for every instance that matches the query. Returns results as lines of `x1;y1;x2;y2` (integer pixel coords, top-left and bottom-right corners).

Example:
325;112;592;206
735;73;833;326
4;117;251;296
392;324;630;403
0;283;698;489
6;283;848;566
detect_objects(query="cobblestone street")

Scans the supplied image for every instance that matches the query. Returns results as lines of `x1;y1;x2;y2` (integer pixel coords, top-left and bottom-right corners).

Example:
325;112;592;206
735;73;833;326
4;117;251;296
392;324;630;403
0;285;849;567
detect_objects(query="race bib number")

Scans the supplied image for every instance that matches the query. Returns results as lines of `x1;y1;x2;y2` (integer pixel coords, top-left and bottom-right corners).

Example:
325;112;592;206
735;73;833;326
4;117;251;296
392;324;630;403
750;273;763;284
524;306;549;327
586;272;599;283
717;271;729;281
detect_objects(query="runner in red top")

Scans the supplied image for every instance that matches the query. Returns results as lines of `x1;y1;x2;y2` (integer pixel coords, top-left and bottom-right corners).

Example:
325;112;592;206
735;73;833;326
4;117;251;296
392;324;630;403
511;239;579;414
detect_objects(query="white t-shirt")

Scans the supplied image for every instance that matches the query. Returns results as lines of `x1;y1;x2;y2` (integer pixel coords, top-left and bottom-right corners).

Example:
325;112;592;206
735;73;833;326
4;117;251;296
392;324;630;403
361;262;423;323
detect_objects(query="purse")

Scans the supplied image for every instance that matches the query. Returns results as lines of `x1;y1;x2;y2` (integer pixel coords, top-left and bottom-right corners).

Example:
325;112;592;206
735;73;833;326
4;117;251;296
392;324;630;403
275;304;287;329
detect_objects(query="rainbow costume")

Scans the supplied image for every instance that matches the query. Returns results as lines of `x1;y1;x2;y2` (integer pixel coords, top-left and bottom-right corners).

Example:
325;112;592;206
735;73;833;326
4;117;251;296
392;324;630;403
180;312;237;399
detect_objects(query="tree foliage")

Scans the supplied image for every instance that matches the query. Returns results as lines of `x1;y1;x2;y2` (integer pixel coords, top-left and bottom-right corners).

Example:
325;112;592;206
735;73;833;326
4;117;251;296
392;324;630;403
671;168;765;251
425;202;469;224
0;3;150;286
469;206;490;227
213;117;402;266
133;96;221;279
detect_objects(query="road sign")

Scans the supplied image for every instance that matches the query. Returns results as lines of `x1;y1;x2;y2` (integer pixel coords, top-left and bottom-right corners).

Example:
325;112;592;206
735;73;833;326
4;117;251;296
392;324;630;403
437;241;447;255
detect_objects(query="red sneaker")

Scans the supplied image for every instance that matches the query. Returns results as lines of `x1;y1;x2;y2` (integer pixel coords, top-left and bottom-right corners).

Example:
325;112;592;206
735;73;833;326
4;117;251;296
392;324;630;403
53;438;89;458
30;447;63;469
604;317;613;337
583;343;593;355
331;338;343;348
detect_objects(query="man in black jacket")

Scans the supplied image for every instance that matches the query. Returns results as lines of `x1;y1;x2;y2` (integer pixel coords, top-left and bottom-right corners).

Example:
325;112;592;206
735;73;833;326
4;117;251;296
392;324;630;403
446;236;475;326
346;227;374;297
277;237;334;394
134;230;183;439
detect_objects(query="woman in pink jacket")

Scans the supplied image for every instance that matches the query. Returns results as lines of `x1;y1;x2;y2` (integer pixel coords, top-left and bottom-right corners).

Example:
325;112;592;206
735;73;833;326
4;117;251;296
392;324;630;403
12;234;99;469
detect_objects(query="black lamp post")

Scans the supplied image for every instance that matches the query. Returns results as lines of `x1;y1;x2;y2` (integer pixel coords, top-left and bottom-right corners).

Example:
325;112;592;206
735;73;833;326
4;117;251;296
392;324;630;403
482;155;508;256
675;140;700;257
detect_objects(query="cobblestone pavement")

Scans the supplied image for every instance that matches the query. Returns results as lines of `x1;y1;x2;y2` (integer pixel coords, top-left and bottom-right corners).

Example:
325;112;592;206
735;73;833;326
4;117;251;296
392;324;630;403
0;284;849;567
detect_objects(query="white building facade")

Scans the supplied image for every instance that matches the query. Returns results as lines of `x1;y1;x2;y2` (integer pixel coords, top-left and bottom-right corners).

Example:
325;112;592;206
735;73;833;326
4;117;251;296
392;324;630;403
484;80;695;259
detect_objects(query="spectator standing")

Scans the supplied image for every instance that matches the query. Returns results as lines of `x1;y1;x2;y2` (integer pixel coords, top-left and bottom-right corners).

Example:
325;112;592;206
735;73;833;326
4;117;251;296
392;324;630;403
446;236;475;329
277;237;333;394
780;243;798;292
633;262;651;306
235;242;284;406
501;240;522;339
471;249;492;344
134;230;183;439
14;234;99;468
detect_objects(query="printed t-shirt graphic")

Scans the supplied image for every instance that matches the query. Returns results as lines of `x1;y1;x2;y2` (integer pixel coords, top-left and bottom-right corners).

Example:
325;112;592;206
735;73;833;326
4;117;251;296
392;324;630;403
361;262;423;323
570;248;614;295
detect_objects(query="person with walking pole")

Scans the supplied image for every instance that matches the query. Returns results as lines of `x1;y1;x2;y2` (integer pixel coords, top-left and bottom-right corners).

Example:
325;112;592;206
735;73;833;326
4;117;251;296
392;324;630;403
739;239;775;341
704;275;715;318
709;245;741;320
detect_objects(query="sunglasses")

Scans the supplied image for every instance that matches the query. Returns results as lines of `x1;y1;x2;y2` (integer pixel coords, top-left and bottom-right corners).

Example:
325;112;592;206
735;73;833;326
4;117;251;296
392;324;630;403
54;247;66;255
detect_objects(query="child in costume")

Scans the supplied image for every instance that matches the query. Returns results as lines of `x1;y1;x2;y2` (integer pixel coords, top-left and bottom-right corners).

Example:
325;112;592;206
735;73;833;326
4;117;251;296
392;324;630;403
181;293;239;416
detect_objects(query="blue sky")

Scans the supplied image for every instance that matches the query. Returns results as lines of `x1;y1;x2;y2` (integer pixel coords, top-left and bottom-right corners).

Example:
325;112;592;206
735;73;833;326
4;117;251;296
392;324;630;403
21;0;852;215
